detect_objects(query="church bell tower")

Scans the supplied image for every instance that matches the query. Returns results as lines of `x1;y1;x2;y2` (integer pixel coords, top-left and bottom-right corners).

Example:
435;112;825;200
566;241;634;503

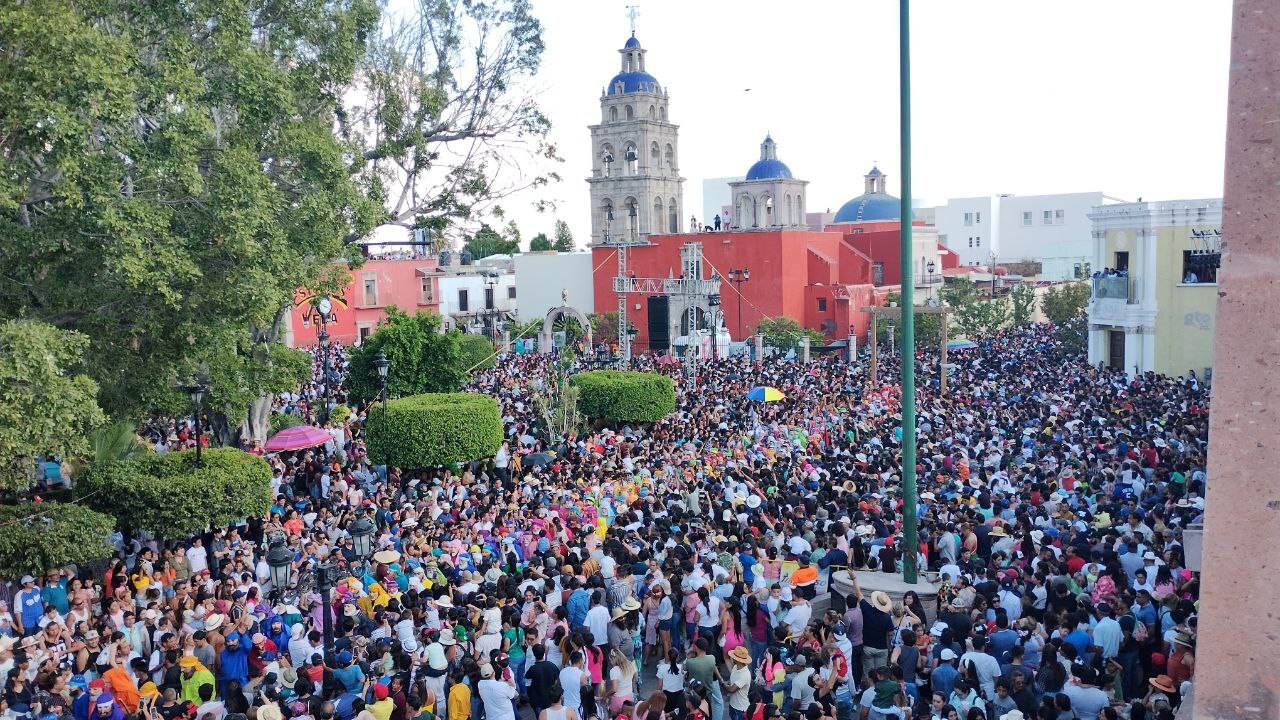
587;32;684;244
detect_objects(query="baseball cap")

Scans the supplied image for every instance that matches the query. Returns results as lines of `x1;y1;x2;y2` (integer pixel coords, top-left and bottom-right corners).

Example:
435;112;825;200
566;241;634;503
372;684;389;700
940;649;958;661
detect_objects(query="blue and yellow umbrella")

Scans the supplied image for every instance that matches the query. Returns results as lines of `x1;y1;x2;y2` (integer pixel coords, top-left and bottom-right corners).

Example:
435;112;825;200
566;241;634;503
746;386;785;402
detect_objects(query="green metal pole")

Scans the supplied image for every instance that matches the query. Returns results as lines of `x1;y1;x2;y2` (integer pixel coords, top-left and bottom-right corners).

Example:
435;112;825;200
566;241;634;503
898;0;918;585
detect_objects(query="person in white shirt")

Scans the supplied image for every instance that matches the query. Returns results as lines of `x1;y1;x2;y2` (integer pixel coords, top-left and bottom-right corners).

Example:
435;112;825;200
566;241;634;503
478;663;517;720
959;635;1002;700
186;539;209;575
584;592;611;648
784;596;812;638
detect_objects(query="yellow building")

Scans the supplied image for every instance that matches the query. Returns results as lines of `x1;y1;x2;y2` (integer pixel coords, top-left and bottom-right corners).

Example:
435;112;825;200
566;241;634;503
1086;199;1221;378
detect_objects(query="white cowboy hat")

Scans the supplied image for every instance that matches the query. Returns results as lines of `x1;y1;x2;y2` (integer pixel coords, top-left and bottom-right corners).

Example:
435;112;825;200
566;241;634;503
746;494;761;509
203;614;225;631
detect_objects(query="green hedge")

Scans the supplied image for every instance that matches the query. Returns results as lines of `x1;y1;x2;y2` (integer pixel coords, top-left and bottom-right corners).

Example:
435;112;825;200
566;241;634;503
0;502;115;578
570;370;675;422
366;392;503;468
79;448;273;537
328;404;352;424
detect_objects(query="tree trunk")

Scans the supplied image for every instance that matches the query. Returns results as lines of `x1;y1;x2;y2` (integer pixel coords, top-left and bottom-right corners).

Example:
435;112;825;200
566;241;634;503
209;413;237;448
241;394;274;443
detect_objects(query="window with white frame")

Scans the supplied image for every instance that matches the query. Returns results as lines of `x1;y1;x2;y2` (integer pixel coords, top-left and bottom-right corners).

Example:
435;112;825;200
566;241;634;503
964;212;973;226
1043;210;1053;225
1023;211;1032;226
1054;209;1065;224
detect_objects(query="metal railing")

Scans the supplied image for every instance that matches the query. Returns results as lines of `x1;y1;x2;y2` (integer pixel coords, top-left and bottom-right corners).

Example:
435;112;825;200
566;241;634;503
1092;275;1138;303
915;273;944;285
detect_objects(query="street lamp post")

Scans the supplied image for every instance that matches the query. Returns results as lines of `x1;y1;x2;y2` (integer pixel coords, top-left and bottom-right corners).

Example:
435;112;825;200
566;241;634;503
625;324;638;367
177;378;209;468
348;507;376;575
482;272;499;337
317;328;331;401
728;268;750;339
265;531;338;660
926;259;936;284
373;351;391;412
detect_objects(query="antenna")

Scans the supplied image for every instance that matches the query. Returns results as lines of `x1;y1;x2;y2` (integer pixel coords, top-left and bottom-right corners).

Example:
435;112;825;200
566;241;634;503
626;5;640;35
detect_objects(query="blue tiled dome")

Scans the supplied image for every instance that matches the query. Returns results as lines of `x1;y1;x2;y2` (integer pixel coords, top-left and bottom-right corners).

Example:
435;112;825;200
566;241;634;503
607;71;661;95
745;158;793;181
833;193;901;223
624;35;641;49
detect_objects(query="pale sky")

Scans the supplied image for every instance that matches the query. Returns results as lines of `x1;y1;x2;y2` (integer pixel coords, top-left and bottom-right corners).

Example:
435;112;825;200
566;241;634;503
387;0;1233;247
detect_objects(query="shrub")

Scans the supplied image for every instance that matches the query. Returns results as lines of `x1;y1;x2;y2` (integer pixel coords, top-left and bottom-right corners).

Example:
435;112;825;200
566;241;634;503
365;393;503;468
270;412;305;435
570;370;675;422
0;502;115;578
79;448;273;538
460;333;497;372
328;404;352;424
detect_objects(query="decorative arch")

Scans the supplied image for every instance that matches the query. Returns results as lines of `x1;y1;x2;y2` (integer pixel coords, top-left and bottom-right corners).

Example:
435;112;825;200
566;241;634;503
738;193;757;229
600;143;615;176
624;196;639;239
625;105;634;120
650;141;660;168
648;104;655;118
539;305;592;354
659;106;667;121
609;106;618;122
784;194;793;225
599;198;615;242
664;143;674;170
624;142;638;174
653;196;664;233
668;202;678;233
762;194;775;226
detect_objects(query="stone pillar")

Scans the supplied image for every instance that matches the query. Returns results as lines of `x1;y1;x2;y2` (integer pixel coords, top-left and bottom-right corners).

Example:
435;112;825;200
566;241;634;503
800;336;810;362
502;330;511;353
753;334;763;361
1191;3;1280;717
847;332;857;362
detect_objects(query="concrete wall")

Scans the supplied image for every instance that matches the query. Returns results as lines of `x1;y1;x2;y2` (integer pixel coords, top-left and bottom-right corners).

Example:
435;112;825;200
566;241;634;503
513;252;595;322
932;196;993;266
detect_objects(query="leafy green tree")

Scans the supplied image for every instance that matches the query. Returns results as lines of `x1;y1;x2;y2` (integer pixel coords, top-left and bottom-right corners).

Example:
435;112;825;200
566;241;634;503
874;293;942;351
1042;282;1092;325
345;308;466;403
503;220;522;248
1053;313;1089;358
0;503;115;578
589;312;620;346
459;334;497;372
464;224;521;260
0;320;106;492
529;233;553;251
0;0;384;425
88;421;150;465
954;296;1010;338
1009;283;1038;326
80;449;272;538
757;317;822;351
269;413;306;436
553;220;575;252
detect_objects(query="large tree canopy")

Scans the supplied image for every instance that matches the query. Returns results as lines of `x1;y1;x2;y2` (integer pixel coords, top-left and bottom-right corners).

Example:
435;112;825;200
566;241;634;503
346;308;466;402
0;0;383;421
0;0;554;432
0;320;105;492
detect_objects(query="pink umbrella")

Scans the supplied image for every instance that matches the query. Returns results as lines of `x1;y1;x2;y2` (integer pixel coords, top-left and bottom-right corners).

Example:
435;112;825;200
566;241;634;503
264;424;331;452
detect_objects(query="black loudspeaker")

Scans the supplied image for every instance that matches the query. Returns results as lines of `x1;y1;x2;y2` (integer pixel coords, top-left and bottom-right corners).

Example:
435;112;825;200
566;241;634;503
647;296;669;351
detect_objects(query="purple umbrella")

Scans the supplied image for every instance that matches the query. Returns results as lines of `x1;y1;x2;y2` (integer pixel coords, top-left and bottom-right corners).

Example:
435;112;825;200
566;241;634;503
264;424;331;452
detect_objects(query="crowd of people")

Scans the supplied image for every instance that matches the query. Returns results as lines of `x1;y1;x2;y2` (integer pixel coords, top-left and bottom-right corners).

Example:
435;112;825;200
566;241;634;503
0;324;1205;720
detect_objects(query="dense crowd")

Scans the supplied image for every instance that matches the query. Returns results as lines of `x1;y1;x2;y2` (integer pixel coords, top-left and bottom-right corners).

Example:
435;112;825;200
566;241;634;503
0;324;1205;720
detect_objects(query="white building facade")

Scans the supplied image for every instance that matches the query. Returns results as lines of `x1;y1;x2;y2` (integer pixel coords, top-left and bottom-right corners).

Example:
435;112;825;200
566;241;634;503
436;258;517;334
933;192;1104;279
513;251;595;322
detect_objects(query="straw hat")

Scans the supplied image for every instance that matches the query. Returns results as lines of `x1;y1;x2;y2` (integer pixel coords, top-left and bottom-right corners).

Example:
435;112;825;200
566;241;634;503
1171;632;1194;648
621;598;641;612
989;526;1007;538
870;591;893;613
728;646;752;665
1149;675;1177;693
203;613;224;631
611;607;627;622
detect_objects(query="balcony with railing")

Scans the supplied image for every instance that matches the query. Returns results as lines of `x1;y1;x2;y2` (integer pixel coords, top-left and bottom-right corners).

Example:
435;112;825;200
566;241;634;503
915;273;944;286
1092;275;1138;304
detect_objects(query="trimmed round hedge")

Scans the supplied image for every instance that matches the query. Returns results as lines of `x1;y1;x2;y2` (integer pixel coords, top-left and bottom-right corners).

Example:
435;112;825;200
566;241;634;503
570;370;676;422
79;448;272;538
366;392;503;468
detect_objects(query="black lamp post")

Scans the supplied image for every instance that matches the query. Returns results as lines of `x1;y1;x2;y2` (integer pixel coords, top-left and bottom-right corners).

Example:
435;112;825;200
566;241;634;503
926;259;936;283
373;351;390;411
265;531;337;660
728;268;751;338
626;323;638;366
348;507;376;574
482;272;499;337
317;328;331;400
177;378;209;468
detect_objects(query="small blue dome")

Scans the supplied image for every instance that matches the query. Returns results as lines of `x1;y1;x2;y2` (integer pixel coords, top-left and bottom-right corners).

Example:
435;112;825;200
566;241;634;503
745;158;793;181
833;192;902;223
624;35;641;49
607;71;661;95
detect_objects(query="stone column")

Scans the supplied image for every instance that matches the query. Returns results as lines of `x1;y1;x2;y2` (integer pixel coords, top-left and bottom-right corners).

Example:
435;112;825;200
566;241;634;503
800;336;810;362
502;330;511;353
1191;2;1280;717
847;332;857;362
753;334;763;361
